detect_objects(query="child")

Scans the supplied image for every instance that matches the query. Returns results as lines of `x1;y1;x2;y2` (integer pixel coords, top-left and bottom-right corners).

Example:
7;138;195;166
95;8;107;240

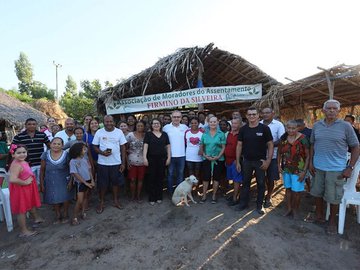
278;120;309;219
69;142;94;225
8;144;43;237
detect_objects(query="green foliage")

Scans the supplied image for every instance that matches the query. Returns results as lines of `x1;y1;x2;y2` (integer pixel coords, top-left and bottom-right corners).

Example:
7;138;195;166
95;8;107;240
60;94;96;121
6;89;33;103
65;75;77;96
14;52;33;95
80;79;102;99
30;81;55;101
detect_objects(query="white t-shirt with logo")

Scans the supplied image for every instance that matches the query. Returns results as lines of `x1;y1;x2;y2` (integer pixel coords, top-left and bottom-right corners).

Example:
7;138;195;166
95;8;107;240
260;119;285;159
185;129;204;162
163;123;188;157
92;127;127;166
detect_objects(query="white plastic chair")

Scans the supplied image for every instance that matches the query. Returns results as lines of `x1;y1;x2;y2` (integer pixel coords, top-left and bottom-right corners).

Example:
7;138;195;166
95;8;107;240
325;158;360;234
0;170;13;232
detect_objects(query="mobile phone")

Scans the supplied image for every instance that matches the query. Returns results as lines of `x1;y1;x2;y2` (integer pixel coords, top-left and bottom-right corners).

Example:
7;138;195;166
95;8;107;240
106;148;112;153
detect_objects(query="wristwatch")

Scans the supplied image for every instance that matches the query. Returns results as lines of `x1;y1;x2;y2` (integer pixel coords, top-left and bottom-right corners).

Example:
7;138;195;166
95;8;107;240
346;165;354;170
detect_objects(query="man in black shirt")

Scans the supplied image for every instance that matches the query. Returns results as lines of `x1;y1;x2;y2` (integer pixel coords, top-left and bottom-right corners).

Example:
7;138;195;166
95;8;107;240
12;118;50;183
236;107;274;214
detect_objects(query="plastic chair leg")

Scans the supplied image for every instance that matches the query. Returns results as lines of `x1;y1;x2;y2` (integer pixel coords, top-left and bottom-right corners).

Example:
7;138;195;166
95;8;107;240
0;205;4;222
325;202;330;221
0;189;13;232
357;205;360;224
338;202;346;235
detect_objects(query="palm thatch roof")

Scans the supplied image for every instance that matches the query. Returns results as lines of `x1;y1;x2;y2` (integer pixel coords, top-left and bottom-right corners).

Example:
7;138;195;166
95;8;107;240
254;64;360;114
97;43;280;114
0;91;48;129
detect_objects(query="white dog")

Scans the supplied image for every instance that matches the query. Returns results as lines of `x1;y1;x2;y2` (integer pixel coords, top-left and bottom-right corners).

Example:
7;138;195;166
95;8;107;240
172;175;199;207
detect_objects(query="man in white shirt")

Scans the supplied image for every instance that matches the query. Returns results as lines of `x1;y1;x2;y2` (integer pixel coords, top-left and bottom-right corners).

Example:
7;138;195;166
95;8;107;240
260;107;285;208
92;115;127;213
163;110;188;194
55;118;76;143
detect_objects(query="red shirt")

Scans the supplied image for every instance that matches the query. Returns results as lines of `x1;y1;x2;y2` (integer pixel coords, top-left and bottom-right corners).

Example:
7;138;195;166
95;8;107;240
225;131;239;165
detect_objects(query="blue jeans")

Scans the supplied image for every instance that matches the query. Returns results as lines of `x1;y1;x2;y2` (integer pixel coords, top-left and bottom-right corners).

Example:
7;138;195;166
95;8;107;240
167;157;185;193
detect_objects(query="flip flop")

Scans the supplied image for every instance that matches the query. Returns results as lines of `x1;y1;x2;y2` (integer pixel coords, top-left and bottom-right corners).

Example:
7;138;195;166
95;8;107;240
19;231;38;238
113;204;124;210
96;205;105;214
34;219;45;224
303;214;326;224
71;218;80;226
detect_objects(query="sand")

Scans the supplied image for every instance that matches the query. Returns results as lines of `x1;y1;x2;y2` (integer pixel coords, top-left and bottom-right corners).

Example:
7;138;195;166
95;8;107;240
1;183;359;270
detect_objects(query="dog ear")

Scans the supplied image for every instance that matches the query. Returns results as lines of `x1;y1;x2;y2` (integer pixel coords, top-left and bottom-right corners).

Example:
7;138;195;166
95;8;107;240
185;177;190;182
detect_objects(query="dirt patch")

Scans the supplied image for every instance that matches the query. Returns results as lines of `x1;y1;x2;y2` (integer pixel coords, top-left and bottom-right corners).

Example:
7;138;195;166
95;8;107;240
1;183;359;270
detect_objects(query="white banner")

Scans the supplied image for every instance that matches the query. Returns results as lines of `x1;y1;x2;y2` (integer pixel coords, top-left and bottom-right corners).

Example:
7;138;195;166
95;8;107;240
106;84;262;114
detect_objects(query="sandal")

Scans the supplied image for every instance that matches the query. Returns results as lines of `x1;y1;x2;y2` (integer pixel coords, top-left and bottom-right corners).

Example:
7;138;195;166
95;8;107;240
81;212;87;220
303;214;326;224
19;231;38;238
96;205;105;214
211;198;217;204
199;198;207;204
71;218;80;226
53;218;62;225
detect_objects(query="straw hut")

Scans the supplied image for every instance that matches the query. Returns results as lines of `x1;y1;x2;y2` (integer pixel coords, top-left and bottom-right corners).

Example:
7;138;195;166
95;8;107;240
97;43;280;116
0;91;48;141
32;99;68;126
254;64;360;122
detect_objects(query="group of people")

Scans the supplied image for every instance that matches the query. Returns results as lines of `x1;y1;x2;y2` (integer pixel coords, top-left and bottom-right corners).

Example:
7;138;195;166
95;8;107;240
2;98;359;237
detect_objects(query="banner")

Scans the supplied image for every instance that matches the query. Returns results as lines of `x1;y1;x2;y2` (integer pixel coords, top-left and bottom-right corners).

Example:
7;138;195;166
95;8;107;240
106;84;262;114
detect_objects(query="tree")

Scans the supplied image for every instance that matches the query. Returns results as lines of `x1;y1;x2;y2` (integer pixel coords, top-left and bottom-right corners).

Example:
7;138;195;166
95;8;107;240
30;81;55;101
65;75;77;96
80;79;102;99
14;52;34;95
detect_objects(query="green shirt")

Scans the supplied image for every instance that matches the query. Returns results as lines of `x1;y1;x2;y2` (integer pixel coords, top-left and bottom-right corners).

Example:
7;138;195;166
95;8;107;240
201;130;226;161
0;142;8;169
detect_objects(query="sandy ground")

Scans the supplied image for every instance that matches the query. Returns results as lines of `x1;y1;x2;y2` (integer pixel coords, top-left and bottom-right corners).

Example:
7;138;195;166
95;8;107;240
0;181;359;270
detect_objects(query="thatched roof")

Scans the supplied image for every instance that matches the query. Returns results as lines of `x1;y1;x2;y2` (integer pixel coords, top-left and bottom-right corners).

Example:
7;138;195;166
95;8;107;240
0;91;48;129
97;43;280;114
32;99;68;125
254;64;360;113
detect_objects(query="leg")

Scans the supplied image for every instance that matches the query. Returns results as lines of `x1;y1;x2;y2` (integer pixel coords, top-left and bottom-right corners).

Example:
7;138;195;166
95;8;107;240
72;192;84;225
176;157;186;187
254;161;266;210
329;203;339;228
212;180;219;201
212;161;224;201
283;188;292;216
30;207;44;223
130;178;136;200
233;182;240;202
315;197;325;221
187;191;197;204
238;160;253;208
17;213;34;235
202;181;209;201
62;201;70;223
167;158;176;194
96;164;109;213
54;204;61;223
265;159;278;206
292;191;302;220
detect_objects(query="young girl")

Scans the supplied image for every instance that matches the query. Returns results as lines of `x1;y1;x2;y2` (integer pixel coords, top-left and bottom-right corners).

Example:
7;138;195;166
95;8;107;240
69;142;94;225
8;144;43;237
278;120;309;219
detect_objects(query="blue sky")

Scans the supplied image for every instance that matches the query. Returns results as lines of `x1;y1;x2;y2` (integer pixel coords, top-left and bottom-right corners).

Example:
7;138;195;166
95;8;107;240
1;0;359;96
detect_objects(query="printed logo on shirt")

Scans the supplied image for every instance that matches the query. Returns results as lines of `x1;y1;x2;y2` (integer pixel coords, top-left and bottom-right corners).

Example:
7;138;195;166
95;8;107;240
189;137;200;145
256;133;263;136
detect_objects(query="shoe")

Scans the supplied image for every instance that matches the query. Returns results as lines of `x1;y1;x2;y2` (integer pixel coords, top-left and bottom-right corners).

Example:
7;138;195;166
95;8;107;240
236;204;249;211
263;200;272;208
211;198;217;204
156;200;162;204
256;207;265;215
227;200;239;206
199;198;207;204
149;201;155;206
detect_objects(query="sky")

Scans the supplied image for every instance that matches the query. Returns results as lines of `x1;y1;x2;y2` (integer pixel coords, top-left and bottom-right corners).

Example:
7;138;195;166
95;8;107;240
1;0;359;97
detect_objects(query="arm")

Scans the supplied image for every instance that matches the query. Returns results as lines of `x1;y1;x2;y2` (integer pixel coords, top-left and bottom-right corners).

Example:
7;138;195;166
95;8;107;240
309;144;315;176
93;144;111;157
298;147;310;182
343;145;360;178
9;164;32;186
39;159;46;192
215;144;225;160
236;141;243;172
143;143;149;166
119;144;126;173
277;143;283;174
166;144;171;166
260;140;274;170
72;172;92;187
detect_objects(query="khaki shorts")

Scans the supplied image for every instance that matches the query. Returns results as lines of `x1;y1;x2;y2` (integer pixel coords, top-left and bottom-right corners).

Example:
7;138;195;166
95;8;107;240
310;169;345;204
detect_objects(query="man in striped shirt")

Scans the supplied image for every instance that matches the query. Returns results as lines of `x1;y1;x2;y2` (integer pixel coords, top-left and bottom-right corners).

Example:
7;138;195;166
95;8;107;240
12;118;50;183
309;99;359;234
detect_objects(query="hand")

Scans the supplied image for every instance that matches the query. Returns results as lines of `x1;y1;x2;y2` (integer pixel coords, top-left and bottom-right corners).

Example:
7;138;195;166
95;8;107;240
102;150;111;157
309;163;316;176
40;184;45;193
143;158;149;167
86;182;93;189
24;177;33;185
278;164;283;174
119;164;125;173
236;162;241;172
166;158;171;166
297;172;306;182
127;163;132;170
342;167;353;179
260;159;270;171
